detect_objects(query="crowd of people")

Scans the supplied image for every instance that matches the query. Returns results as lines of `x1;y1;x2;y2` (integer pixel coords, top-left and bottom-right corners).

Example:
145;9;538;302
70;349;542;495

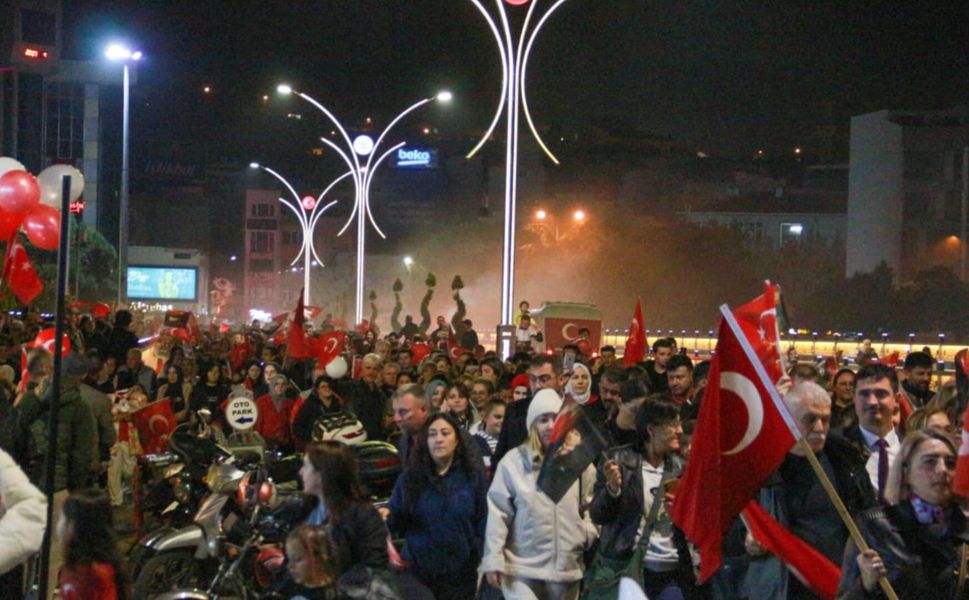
0;304;964;599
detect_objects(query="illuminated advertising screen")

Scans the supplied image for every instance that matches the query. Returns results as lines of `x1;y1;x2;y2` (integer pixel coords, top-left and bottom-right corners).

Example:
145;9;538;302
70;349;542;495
127;266;198;301
394;147;438;169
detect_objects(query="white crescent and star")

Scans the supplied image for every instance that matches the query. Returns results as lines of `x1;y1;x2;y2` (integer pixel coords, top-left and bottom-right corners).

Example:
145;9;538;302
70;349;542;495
324;337;339;353
148;414;171;435
721;371;764;456
561;323;579;341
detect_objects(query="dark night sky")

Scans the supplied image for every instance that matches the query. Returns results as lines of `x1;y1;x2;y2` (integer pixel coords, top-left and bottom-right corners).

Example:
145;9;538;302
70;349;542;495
63;1;969;159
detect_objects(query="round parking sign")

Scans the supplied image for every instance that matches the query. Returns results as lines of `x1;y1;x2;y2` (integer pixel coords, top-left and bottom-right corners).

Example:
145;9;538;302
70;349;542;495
226;396;259;431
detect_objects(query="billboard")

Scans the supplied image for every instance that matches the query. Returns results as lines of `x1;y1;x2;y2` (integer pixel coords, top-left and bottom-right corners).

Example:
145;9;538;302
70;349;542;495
394;147;438;169
127;266;198;301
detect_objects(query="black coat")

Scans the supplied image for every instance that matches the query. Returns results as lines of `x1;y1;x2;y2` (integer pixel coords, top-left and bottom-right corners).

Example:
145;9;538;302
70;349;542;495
837;502;969;599
492;396;530;467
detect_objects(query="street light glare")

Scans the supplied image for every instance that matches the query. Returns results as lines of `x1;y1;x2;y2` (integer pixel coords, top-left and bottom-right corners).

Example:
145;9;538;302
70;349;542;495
353;135;375;156
131;51;143;61
436;90;453;103
249;162;260;169
105;43;138;61
535;209;547;220
403;256;414;267
277;84;293;95
573;209;586;222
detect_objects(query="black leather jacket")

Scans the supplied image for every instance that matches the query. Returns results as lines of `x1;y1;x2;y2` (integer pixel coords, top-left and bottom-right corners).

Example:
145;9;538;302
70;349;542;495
837;502;969;599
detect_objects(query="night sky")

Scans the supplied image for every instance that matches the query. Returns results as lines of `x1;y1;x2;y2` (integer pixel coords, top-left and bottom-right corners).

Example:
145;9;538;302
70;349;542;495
63;1;969;161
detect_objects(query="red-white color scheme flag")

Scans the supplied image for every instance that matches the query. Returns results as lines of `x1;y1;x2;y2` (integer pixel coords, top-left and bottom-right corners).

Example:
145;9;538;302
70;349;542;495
732;281;785;384
742;500;840;600
2;235;42;305
954;347;969;496
670;304;801;582
132;398;176;454
622;298;646;367
317;331;346;367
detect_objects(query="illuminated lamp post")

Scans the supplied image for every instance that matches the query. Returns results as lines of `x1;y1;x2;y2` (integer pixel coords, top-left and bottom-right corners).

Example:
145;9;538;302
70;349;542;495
277;85;452;323
104;43;142;305
248;163;344;306
465;0;572;335
522;207;587;248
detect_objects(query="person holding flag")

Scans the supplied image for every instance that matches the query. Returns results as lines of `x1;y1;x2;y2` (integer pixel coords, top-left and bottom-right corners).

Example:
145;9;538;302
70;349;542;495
481;389;598;600
586;395;698;600
838;428;966;599
743;381;875;600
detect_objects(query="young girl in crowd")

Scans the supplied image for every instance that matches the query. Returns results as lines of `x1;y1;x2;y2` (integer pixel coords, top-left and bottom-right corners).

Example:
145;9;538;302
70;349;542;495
284;524;341;599
444;383;477;431
58;489;127;600
481;389;597;600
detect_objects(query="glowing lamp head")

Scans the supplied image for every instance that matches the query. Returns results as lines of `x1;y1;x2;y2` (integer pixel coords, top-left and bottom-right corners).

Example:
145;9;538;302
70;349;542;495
353;135;375;156
535;209;547;220
573;209;586;222
403;256;414;267
277;84;293;95
505;0;531;5
302;196;317;210
248;162;260;169
105;44;141;61
436;90;453;103
131;51;143;61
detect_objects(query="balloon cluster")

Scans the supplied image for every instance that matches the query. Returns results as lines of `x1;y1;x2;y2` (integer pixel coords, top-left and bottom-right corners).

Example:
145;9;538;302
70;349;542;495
0;157;84;250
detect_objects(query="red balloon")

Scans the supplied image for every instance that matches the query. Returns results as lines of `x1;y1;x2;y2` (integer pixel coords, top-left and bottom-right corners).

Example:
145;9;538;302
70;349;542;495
0;170;41;214
0;209;23;241
22;204;60;250
33;327;71;357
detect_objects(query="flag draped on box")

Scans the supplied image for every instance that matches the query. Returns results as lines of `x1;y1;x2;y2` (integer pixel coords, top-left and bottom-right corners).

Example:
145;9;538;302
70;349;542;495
670;304;801;582
2;234;42;305
742;500;840;600
622;298;646;367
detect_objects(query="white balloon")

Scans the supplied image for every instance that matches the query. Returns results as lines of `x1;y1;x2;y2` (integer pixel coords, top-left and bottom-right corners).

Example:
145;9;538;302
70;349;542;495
324;355;348;379
0;157;25;179
37;165;85;207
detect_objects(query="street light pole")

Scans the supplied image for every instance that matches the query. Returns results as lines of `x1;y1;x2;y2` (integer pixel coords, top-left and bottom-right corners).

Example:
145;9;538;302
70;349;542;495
248;163;345;307
277;86;451;324
105;43;142;305
466;0;571;329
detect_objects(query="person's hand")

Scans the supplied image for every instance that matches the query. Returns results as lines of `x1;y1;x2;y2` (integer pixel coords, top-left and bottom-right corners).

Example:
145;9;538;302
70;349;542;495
744;531;768;557
377;507;390;521
857;549;886;592
604;460;622;494
485;571;502;589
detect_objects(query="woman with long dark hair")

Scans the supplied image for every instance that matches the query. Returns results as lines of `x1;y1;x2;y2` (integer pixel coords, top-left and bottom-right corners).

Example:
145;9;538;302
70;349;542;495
292;376;346;451
58;489;128;600
156;365;191;423
387;412;488;600
444;383;477;431
299;441;388;572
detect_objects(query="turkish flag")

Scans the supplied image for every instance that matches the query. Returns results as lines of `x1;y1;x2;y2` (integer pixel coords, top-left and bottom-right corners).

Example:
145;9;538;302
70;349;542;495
622;298;646;367
230;339;252;369
742;501;840;600
2;235;42;305
670;304;800;582
410;341;432;366
881;351;900;368
132;398;177;454
287;288;315;360
732;281;785;384
317;331;346;367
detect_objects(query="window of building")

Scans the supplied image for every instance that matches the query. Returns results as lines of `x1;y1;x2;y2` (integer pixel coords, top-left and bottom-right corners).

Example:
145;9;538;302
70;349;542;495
282;230;301;245
250;203;275;217
250;231;275;254
780;222;804;245
45;82;85;162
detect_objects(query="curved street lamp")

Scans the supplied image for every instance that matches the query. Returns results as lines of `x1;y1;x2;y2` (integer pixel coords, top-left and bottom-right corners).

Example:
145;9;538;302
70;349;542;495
277;85;452;323
465;0;572;330
248;163;343;306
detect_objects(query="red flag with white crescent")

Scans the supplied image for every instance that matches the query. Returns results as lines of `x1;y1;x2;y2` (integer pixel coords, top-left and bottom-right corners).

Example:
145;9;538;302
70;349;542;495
2;235;43;305
742;500;840;599
670;304;800;582
317;331;346;367
732;281;785;384
132;398;177;454
622;298;646;367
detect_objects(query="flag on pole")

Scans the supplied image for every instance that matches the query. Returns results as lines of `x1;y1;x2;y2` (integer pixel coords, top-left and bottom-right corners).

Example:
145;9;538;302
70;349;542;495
2;234;42;305
537;398;609;503
732;281;785;383
670;304;801;582
287;288;315;360
742;500;840;600
622;298;646;367
317;330;346;367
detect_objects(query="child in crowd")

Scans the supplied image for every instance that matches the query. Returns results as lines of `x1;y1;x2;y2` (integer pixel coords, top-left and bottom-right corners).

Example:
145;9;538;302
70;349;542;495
58;489;127;600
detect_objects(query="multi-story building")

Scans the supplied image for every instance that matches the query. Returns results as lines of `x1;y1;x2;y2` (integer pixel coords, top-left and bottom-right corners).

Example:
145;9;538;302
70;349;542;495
0;0;128;237
847;107;969;280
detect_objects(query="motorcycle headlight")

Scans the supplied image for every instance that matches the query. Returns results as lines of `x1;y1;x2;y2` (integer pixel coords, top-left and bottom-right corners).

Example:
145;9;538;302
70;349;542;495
174;479;192;504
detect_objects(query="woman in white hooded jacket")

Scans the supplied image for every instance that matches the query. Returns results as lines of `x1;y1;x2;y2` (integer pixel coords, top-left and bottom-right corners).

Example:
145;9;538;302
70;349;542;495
0;446;47;575
481;389;597;600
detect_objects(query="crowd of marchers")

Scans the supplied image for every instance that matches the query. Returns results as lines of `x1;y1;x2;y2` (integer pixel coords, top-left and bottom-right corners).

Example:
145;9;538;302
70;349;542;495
0;303;963;600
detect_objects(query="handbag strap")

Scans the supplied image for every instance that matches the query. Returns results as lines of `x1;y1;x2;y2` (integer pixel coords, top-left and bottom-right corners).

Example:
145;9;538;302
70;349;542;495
637;455;673;548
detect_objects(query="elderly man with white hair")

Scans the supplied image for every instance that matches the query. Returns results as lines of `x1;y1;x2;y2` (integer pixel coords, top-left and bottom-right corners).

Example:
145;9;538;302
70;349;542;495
742;381;876;600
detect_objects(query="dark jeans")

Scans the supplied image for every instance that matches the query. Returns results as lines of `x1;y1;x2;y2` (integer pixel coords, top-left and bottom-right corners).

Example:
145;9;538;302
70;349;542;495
643;569;686;600
415;563;478;600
